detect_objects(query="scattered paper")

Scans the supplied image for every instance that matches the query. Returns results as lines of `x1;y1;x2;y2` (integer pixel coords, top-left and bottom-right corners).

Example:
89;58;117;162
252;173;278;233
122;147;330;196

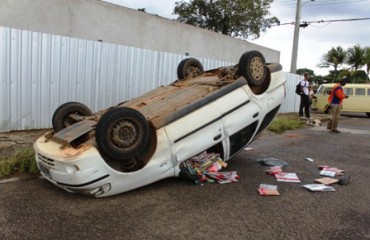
303;184;336;192
275;173;301;183
258;184;280;196
265;166;283;175
320;170;336;177
305;157;314;162
314;177;339;185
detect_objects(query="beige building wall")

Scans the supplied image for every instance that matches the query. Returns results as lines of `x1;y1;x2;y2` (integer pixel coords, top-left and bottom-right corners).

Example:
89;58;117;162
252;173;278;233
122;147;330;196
0;0;279;63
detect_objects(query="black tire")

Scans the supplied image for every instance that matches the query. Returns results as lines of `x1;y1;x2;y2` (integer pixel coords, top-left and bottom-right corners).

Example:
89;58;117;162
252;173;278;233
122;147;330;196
366;112;370;117
237;51;267;86
52;102;92;132
95;107;150;161
177;58;204;80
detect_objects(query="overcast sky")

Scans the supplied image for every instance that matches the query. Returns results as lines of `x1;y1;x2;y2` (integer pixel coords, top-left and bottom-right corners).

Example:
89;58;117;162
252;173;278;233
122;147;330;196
103;0;370;76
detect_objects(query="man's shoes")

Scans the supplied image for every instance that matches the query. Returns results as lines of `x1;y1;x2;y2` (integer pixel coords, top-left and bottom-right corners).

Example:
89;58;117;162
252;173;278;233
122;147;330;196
300;116;307;120
331;129;341;133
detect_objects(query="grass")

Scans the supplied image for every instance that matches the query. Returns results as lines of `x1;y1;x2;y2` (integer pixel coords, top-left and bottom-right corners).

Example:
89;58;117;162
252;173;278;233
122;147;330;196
268;113;305;134
0;147;39;178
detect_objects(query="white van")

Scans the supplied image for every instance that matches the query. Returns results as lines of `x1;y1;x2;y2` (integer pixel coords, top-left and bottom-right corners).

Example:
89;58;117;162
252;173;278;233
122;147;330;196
311;83;370;117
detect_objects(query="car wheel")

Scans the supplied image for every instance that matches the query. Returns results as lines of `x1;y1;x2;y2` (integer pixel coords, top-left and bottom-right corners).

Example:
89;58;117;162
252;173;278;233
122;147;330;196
237;51;267;86
366;112;370;117
52;102;92;132
95;107;150;161
177;58;204;80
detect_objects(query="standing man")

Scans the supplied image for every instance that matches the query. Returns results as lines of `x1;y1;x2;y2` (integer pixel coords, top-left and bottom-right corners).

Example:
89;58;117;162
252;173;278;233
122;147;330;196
299;72;311;120
327;76;349;133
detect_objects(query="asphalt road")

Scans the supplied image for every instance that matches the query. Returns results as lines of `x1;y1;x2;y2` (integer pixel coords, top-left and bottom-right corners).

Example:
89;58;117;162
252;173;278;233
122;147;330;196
1;114;370;240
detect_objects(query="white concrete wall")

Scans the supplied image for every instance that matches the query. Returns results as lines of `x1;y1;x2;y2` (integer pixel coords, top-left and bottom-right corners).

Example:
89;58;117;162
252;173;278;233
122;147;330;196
0;0;280;64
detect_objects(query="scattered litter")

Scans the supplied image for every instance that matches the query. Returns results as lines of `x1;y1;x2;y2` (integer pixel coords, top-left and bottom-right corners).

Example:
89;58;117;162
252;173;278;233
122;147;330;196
258;157;289;167
320;170;336;177
314;177;339;185
275;172;301;183
179;151;239;184
265;166;283;175
303;184;336;192
243;147;254;151
305;157;314;162
319;166;345;177
258;184;280;196
338;175;350;185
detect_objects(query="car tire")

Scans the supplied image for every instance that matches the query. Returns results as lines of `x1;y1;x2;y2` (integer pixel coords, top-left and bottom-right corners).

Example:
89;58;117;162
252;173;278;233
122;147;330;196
177;58;204;80
237;51;267;86
366;112;370;117
95;107;150;161
52;102;92;132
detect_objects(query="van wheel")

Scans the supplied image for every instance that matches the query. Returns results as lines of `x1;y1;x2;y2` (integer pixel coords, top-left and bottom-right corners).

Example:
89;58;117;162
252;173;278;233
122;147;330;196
95;107;150;161
52;102;92;132
177;58;204;80
366;112;370;117
237;51;267;86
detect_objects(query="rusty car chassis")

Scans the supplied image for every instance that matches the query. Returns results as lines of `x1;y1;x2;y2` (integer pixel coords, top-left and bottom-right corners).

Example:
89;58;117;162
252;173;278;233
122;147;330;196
33;51;286;197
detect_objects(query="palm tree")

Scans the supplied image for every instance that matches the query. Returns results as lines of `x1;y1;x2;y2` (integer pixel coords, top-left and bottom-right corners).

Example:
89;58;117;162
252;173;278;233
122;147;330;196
364;47;370;76
346;44;366;71
322;46;346;72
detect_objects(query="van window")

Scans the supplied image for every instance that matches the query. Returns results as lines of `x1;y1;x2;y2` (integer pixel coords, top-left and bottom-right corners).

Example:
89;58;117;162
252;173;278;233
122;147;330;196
316;85;324;94
344;88;353;95
355;88;366;96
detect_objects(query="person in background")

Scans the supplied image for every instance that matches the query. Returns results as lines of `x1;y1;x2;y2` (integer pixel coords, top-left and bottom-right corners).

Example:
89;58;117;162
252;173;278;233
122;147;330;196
327;76;349;133
299;72;311;120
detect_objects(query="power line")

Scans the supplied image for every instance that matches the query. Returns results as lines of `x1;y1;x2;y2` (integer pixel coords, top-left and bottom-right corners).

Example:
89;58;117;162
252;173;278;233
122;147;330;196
271;17;370;27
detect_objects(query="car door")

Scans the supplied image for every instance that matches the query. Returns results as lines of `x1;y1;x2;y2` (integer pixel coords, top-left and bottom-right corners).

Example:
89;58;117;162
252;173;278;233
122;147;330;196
164;100;225;163
216;87;261;159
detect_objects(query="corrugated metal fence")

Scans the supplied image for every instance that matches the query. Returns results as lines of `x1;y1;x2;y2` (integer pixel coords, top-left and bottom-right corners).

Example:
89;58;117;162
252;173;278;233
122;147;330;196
0;26;301;132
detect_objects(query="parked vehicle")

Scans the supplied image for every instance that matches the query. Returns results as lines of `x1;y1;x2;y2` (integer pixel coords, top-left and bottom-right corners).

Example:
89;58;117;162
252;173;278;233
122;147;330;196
311;83;370;117
33;51;286;197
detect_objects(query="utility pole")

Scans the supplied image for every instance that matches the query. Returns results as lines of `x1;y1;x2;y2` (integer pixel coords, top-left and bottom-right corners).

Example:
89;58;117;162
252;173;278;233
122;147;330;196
290;0;301;74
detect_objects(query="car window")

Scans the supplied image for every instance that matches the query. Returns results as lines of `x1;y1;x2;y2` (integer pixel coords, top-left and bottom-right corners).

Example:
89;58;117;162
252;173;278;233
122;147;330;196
355;88;366;96
368;88;370;96
344;88;353;95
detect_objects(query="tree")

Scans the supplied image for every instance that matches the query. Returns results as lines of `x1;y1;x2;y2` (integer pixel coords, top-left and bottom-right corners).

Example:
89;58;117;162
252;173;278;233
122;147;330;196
320;46;346;73
364;47;370;75
173;0;279;39
346;44;366;71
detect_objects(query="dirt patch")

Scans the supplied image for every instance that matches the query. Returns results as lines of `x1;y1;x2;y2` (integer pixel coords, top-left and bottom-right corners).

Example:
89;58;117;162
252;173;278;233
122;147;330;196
0;129;49;157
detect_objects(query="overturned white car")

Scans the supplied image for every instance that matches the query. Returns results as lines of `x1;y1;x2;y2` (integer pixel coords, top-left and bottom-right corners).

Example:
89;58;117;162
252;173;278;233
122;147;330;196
34;51;286;197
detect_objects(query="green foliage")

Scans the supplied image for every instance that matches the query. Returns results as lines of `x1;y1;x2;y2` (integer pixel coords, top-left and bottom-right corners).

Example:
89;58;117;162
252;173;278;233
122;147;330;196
268;115;305;134
296;68;314;76
320;46;346;71
346;44;366;71
173;0;279;39
316;44;370;84
352;70;369;83
0;147;39;177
